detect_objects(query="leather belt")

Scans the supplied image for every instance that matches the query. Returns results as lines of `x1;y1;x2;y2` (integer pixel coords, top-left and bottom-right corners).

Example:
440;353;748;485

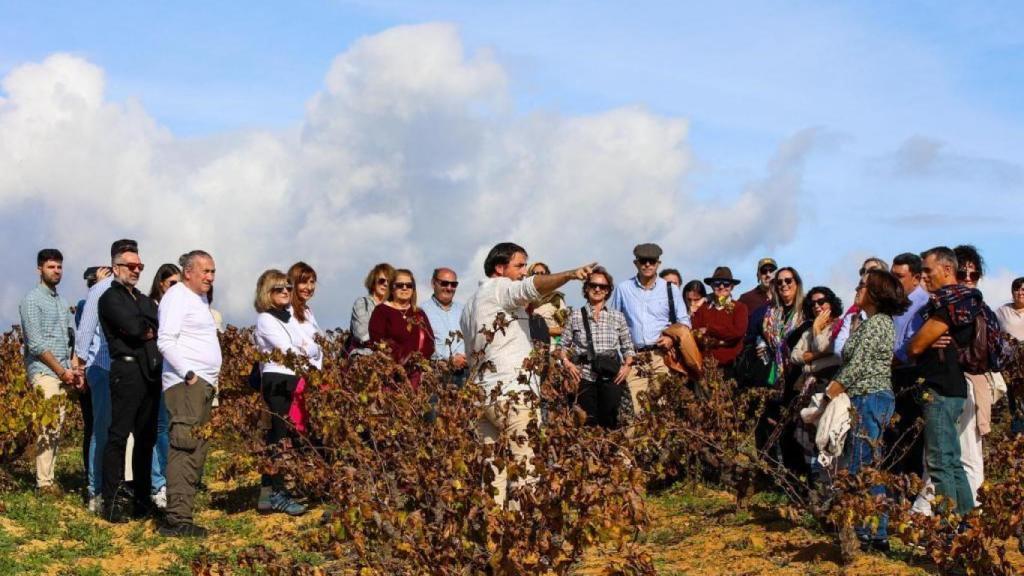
636;345;660;353
113;355;138;363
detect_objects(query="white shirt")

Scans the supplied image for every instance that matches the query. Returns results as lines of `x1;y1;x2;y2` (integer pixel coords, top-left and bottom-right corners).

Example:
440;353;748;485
460;276;540;396
996;303;1024;341
256;310;321;375
157;283;223;390
290;305;324;370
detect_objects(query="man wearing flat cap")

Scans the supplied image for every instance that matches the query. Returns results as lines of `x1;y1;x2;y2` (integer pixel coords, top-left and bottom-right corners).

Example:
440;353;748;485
691;266;748;379
610;243;690;411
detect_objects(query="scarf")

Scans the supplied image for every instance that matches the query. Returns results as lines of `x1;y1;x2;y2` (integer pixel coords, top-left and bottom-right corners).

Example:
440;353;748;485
763;304;801;386
924;284;1006;371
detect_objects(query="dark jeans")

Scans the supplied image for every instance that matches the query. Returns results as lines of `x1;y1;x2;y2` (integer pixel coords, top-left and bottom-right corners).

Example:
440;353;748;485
261;372;298;492
841;389;894;541
77;386;93;490
576;377;623;429
923;392;974;516
102;360;159;506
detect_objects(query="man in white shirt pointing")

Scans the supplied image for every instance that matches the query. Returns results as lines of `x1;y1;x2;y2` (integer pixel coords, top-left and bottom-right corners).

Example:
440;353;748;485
156;250;222;538
461;241;593;507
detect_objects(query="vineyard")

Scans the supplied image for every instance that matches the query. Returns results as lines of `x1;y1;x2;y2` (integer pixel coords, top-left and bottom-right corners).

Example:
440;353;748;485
2;324;1024;575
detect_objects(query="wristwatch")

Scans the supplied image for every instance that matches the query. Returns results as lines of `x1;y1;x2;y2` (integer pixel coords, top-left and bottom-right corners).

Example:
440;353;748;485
185;370;195;383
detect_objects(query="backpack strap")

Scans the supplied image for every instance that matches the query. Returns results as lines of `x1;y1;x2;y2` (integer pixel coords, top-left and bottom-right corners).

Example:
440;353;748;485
667;281;678;325
581;307;597;363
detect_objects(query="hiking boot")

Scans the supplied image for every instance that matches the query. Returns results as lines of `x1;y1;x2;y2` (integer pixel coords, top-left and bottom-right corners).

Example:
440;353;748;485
158;521;208;539
259;490;307;517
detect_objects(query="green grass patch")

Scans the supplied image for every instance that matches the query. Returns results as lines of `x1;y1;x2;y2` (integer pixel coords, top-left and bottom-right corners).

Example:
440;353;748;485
650;483;732;516
2;490;63;539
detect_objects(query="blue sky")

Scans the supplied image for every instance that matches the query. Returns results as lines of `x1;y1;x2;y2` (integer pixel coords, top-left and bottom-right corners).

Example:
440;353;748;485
1;1;1021;325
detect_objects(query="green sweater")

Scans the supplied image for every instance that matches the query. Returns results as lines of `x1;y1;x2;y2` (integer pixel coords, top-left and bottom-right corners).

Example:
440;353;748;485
834;313;895;397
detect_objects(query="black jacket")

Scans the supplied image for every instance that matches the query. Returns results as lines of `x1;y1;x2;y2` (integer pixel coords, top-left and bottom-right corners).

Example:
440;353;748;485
98;279;163;381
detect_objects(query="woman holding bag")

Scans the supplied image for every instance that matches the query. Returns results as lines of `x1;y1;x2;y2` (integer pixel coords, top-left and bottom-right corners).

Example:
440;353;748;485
559;267;636;428
253;269;315;517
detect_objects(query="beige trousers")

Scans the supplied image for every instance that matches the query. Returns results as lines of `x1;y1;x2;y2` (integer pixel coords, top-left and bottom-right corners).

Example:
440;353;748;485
32;373;66;488
624;351;670;412
478;400;539;508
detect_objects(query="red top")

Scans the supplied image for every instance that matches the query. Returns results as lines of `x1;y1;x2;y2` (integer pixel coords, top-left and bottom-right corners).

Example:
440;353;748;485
691;300;749;366
368;304;436;364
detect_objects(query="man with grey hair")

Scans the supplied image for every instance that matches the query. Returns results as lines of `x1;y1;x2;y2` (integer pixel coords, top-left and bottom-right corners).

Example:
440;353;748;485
156;250;222;538
421;267;467;386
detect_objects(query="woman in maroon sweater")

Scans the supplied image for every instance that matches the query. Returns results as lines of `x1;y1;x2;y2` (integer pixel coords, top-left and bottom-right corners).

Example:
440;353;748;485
692;267;748;380
368;269;435;388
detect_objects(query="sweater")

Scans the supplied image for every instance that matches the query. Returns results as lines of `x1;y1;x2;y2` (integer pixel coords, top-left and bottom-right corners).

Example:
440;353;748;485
691;299;748;365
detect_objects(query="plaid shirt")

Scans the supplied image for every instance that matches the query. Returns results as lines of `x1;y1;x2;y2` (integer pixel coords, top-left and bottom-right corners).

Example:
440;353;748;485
19;283;75;380
560;303;635;382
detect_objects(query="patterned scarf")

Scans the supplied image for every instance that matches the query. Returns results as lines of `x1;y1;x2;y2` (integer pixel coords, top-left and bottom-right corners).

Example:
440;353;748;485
923;284;1007;371
763;304;801;386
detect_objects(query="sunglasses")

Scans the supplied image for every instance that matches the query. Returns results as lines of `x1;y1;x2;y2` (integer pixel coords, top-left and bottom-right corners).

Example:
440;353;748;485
271;284;293;294
776;277;795;286
393;282;415;290
376;277;389;286
435;280;459;288
115;262;145;272
709;280;733;289
810;297;828;306
759;266;777;275
637;258;659;266
586;282;610;291
956;269;980;282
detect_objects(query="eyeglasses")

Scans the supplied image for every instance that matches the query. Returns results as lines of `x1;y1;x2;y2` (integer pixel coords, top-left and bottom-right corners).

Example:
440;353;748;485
393;282;415;290
759;266;777;275
435;280;459;288
271;284;293;294
709;281;732;289
810;297;827;307
586;282;610;291
115;262;145;272
956;269;980;282
637;258;659;266
376;277;389;286
776;277;795;286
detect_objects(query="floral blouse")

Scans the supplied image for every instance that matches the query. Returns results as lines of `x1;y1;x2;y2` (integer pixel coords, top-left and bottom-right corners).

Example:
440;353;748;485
834;313;895;397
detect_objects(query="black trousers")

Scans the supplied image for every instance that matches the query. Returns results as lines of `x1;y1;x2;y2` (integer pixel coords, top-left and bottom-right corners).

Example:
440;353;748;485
576;377;623;429
78;387;93;486
261;372;298;492
102;359;159;505
886;366;925;477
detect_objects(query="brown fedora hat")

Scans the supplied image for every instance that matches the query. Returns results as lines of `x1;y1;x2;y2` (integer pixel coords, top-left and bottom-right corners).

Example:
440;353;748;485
704;266;741;286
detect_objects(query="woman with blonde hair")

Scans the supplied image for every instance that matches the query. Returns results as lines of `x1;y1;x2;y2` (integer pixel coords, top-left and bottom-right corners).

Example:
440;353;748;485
253;269;317;517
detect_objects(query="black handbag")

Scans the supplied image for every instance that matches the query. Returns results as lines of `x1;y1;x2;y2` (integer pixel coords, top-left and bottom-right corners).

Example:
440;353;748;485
734;342;770;388
581;307;621;380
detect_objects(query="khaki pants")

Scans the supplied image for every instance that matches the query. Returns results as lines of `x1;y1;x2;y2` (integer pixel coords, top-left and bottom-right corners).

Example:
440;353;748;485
32;373;66;488
478;400;539;508
164;379;214;525
624;351;670;413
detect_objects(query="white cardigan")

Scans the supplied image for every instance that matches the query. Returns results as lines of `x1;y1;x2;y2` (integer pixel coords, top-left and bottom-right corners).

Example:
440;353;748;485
255;311;321;376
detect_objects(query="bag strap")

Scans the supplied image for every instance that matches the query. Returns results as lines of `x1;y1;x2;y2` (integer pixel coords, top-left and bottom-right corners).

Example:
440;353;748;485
581;307;597;362
667;281;678;325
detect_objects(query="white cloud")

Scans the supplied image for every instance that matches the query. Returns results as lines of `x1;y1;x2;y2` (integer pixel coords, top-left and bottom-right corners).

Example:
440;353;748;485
0;23;818;328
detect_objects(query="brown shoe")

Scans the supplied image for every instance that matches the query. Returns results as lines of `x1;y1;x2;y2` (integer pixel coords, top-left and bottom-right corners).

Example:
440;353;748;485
37;485;64;499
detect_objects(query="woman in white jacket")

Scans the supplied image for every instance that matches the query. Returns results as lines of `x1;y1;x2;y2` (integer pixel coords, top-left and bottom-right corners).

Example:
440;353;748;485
253;269;315;517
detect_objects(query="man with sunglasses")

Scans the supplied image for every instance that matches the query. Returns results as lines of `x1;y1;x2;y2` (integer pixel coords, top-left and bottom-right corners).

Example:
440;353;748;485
157;250;221;537
97;239;163;523
610;243;689;411
75;243;123;513
421;267;467;386
739;258;777;319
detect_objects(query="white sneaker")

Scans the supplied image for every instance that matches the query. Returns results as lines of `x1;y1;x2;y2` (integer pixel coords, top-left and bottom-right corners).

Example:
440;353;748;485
151;486;167;509
88;495;103;514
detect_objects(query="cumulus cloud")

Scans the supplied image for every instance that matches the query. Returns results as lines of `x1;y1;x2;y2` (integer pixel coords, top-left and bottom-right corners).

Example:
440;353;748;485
0;23;818;328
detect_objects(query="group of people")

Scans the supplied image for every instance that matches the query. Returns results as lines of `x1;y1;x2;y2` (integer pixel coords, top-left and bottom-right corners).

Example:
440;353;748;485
19;238;1024;548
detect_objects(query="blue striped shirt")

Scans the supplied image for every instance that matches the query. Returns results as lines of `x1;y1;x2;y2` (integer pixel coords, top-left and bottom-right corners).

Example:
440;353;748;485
19;283;75;380
74;275;113;370
610;275;690;348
